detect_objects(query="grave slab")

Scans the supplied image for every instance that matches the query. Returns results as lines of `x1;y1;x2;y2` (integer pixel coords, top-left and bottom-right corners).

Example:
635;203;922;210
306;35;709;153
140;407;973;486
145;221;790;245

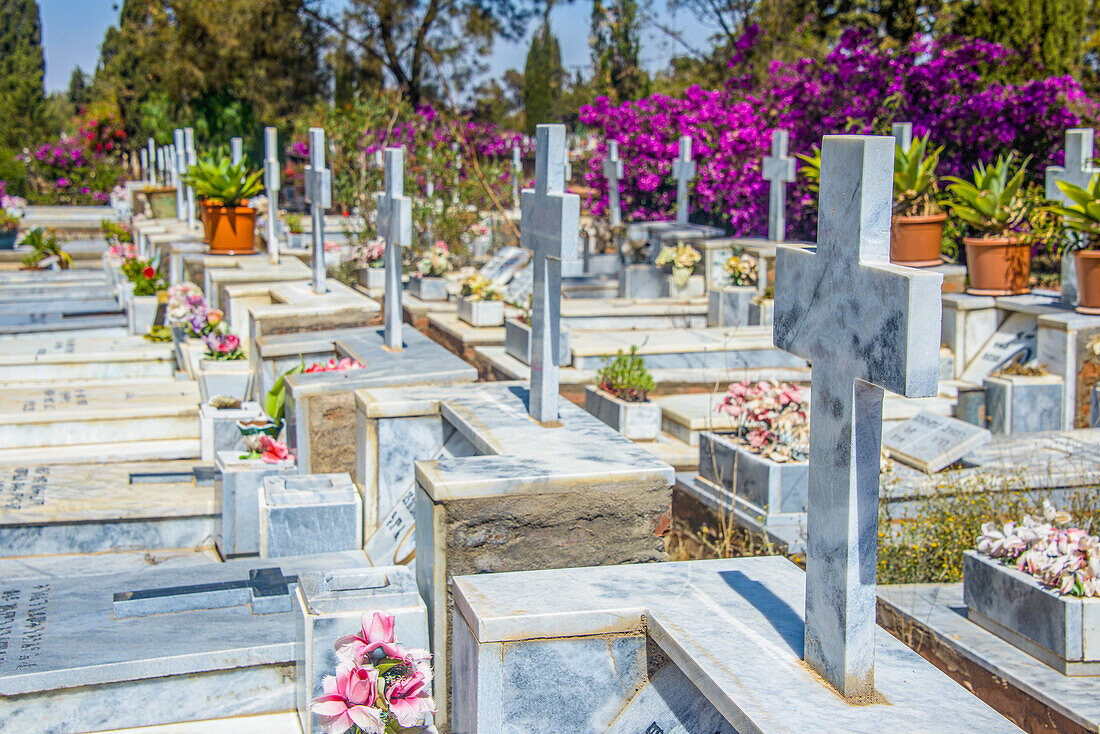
569;326;806;371
0;551;373;732
882;411;993;473
0;333;173;382
451;557;1022;732
215;450;297;559
243;279;381;344
202;256;311;310
984;373;1065;434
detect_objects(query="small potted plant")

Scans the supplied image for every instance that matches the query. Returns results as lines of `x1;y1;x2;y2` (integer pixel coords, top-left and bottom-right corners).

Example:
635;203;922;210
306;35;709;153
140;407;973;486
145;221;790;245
409;240;451;301
1051;173;1100;313
19;228;72;270
355;240;387;289
0;193;26;250
709;251;759;327
184;156;264;254
199;325;252;403
945;153;1035;295
891;135;947;266
584;346;661;440
655;242;704;297
457;273;505;327
284;213;307;251
503;295;571;366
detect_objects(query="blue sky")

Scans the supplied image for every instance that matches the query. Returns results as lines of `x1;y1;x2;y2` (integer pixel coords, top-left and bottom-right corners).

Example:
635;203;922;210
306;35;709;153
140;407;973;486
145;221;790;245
39;0;698;93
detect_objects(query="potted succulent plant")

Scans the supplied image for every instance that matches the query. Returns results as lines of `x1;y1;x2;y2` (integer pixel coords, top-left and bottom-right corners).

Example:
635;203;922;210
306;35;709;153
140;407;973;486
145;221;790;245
655;242;704;297
0;193;26;250
355;240;387;289
184;156;264;254
585;346;661;440
891;135;947;266
284;213;307;251
409;240;451;301
457;273;505;327
945;153;1035;295
1051;173;1100;313
20;228;72;270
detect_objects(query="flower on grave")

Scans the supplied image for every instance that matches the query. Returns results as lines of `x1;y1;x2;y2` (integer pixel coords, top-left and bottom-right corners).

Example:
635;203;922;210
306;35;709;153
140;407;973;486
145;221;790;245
655;243;702;287
305;357;365;373
142;265;156;279
258;434;290;463
315;612;436;734
724;253;758;287
324;240;340;253
715;379;808;462
353;241;386;269
202;331;246;361
460;274;503;302
166;283;207;324
206;309;223;327
416;241;451;278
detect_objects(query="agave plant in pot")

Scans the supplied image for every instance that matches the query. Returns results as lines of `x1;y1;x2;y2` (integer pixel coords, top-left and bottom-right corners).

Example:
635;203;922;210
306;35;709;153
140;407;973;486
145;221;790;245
946;153;1035;295
184;156;264;254
1051;173;1100;313
891;135;946;266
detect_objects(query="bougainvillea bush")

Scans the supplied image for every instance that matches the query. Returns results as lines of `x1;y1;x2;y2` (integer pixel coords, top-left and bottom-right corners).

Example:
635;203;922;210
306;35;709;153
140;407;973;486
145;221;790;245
581;29;1098;241
20;109;126;205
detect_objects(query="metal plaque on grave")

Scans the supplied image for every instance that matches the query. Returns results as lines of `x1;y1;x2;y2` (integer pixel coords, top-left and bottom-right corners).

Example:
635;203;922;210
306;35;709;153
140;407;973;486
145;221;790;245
882;411;993;473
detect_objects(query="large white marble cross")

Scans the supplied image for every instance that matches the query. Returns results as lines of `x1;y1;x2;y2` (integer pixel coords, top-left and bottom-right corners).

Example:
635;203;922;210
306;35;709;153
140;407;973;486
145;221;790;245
762;130;796;242
602;140;624;227
891;122;912;153
672;135;696;225
512;145;522;209
375;147;413;350
773;135;942;700
521;124;580;423
303;127;332;295
263;127;281;265
183;127;197;230
173;129;186;222
231;137;244;166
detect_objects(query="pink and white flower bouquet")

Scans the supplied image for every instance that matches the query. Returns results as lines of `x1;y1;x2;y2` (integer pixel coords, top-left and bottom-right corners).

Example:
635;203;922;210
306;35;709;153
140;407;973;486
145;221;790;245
312;611;435;733
715;379;808;462
415;241;451;278
353;241;386;269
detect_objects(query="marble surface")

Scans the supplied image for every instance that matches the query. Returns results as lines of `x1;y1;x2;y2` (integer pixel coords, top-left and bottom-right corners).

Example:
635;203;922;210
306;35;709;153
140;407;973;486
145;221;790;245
881;411;992;473
569;326;806;371
453;557;1022;732
584;385;662;441
984;373;1065;434
606;663;739;734
260;473;362;557
215;451;296;558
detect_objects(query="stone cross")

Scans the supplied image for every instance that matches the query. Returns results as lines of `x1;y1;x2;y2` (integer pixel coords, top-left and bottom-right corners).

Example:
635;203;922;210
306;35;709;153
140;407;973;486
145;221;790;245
521;124;579;423
140;149;149;182
773;135;942;699
891;122;912;153
303;127;332;295
173;129;186;222
231;137;244;165
451;142;462;205
263;127;281;265
1046;128;1099;305
602;140;624;227
147;138;157;185
375;148;413;350
762;130;796;242
156;147;166;184
672;135;696;225
512;145;522;209
114;567;298;618
183;127;197;230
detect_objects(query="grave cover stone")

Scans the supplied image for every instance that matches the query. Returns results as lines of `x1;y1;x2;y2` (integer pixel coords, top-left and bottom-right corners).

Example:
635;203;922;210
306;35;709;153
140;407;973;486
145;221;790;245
260;473;361;558
882;411;992;473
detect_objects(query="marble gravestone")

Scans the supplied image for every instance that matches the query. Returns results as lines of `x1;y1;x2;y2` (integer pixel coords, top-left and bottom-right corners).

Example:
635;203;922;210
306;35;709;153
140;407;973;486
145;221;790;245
773;135;943;698
672;135;696;226
1046;128;1099;306
304;126;332;294
603;139;624;227
762;129;797;242
375;147;413;350
882;411;992;473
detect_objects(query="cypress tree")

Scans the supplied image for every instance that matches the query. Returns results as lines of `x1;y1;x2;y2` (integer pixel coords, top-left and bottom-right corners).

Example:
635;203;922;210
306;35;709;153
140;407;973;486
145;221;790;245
950;0;1090;79
0;0;46;149
592;0;648;102
523;20;562;135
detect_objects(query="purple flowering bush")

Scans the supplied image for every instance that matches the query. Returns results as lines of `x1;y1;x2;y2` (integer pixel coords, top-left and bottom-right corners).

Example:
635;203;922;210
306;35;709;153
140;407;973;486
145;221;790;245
22;137;123;206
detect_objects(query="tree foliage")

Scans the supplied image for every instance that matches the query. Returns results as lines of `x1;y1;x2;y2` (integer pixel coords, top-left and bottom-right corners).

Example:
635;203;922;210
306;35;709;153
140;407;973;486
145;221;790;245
0;0;46;150
523;20;563;134
591;0;648;103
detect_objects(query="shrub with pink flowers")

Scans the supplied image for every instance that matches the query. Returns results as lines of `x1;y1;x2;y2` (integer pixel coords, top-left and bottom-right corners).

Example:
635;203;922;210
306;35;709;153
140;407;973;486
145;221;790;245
22;137;123;206
312;611;435;733
976;500;1100;598
715;379;808;462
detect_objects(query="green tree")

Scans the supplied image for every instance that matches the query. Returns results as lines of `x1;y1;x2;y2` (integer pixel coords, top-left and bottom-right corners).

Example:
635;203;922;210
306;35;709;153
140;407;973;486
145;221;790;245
591;0;648;102
0;0;46;149
523;19;563;134
68;67;91;109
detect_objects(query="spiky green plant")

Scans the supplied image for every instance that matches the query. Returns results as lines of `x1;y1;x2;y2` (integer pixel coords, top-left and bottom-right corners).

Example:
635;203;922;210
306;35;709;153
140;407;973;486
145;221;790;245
893;135;943;216
597;346;655;402
20;228;71;269
944;153;1033;238
183;155;263;208
1051;174;1100;247
795;147;821;193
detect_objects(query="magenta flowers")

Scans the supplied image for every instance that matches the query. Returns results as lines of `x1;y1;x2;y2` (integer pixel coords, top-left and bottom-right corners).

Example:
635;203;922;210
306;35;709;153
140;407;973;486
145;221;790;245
311;662;385;734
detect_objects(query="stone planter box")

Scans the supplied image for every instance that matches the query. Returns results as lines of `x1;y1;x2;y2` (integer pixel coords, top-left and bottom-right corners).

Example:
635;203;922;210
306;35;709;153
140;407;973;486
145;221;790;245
457;296;504;327
116;278;135;309
503;318;571;366
661;273;705;299
749;298;774;326
983;373;1064;434
408;275;448;301
699;432;808;516
214;450;296;559
199;400;264;462
260;473;362;558
584;386;661;441
963;550;1100;675
199;358;253;403
618;263;664;299
708;286;755;327
285;232;308;251
358;266;386;289
127;294;158;336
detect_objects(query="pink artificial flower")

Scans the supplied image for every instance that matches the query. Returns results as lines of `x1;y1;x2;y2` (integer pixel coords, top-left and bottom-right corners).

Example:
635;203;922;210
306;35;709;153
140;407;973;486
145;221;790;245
206;309;223;326
433;240;449;252
216;334;240;353
259;435;290;464
385;669;436;727
335;611;404;664
311;662;384;734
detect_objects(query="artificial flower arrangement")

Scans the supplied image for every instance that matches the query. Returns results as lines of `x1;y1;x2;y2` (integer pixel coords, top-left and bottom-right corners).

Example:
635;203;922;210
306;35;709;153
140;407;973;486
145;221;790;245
655;242;702;287
416;241;451;278
459;274;503;301
166;283;209;331
101;218;133;247
1;193;27;232
203;331;245;361
311;611;435;734
597;346;655;402
239;433;291;463
122;256;167;296
354;241;386;269
106;241;138;262
305;357;365;373
724;252;758;287
976;500;1099;598
715;379;808;462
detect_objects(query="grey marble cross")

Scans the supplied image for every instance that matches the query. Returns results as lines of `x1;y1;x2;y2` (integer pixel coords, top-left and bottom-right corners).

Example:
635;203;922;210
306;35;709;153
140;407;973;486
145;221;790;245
303;127;332;295
762;130;796;242
672;135;696;225
231;137;244;165
171;131;185;221
891;122;912;153
452;142;462;205
602;140;624;227
183;127;197;230
773;135;942;699
1046;128;1099;304
147;138;157;185
512;145;522;209
140;149;149;182
156;147;166;184
263;127;281;265
375;147;413;350
521;124;580;423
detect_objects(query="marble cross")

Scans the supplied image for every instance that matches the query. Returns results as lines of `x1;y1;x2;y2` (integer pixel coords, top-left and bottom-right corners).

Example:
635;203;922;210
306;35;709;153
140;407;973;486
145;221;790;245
231;137;244;165
1046;128;1099;304
452;142;462;205
375;148;413;350
183;127;197;230
156;147;166;184
263;127;281;265
147;138;157;185
140;149;149;182
762;130;796;242
303;127;332;295
891;122;912;153
173;129;187;222
512;145;522;209
773;135;942;699
602;140;624;227
521;124;580;423
672;135;696;225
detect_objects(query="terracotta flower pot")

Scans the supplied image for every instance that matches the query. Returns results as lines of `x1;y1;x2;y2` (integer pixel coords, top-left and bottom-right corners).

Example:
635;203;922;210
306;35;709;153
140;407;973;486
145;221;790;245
890;213;946;267
199;200;215;242
964;236;1031;296
206;205;257;254
1075;250;1100;314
